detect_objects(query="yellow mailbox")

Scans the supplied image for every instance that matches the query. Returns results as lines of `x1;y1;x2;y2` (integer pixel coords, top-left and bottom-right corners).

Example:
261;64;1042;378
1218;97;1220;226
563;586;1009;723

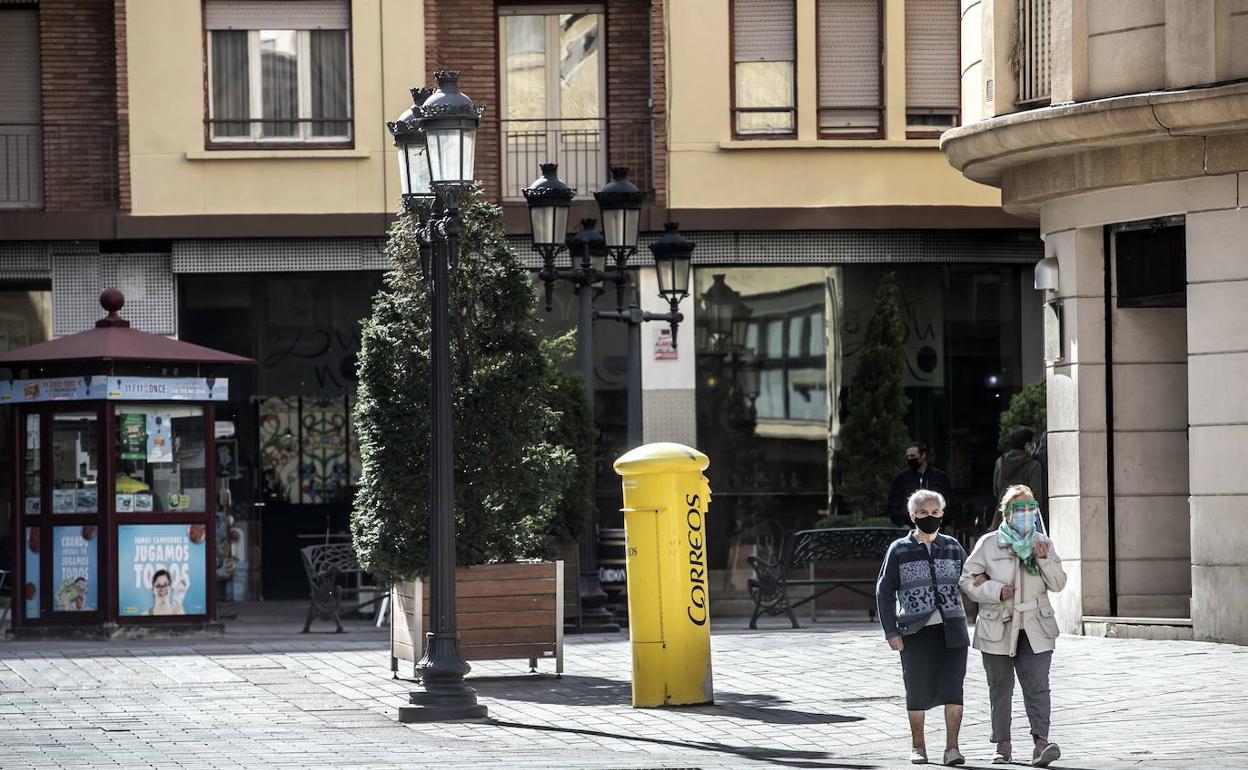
613;442;713;708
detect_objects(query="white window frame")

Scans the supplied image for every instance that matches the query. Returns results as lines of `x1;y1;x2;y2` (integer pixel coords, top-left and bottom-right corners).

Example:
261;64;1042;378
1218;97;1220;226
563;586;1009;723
207;28;353;144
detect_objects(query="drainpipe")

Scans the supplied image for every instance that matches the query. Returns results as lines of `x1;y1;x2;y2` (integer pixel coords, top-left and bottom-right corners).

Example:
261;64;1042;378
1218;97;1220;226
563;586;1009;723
1102;226;1118;617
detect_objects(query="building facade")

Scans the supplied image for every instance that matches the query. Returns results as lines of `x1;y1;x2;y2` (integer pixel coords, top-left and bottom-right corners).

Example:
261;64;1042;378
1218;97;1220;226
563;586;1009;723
944;0;1248;643
2;0;1043;611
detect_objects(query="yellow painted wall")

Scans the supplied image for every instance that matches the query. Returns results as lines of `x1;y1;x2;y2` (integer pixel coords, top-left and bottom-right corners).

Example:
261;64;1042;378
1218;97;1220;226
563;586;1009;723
665;0;1000;210
125;0;423;216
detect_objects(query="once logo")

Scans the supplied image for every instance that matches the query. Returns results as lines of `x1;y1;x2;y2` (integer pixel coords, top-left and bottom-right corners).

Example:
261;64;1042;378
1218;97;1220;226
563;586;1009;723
686;493;707;626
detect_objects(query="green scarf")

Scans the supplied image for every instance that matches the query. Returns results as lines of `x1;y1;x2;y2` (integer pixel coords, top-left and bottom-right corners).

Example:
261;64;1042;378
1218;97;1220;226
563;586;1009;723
998;520;1041;576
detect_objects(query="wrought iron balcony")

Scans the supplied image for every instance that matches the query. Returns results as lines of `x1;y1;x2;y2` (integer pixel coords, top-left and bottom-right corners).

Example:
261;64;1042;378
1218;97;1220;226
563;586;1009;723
501;117;652;200
0;122;119;210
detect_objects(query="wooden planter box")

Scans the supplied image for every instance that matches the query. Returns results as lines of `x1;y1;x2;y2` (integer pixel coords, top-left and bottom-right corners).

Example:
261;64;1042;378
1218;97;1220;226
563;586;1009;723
390;561;564;677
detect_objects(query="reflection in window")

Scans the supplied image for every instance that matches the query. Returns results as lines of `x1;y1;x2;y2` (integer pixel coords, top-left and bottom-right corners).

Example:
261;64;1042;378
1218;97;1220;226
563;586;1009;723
500;9;605;197
114;405;206;514
51;413;99;514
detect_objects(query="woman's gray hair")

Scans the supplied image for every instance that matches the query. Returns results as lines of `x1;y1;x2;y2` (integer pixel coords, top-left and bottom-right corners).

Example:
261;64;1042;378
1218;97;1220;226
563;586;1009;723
907;489;947;515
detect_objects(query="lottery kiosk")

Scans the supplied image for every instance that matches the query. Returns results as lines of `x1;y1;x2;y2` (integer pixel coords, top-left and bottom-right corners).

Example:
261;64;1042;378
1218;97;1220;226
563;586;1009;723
2;289;253;638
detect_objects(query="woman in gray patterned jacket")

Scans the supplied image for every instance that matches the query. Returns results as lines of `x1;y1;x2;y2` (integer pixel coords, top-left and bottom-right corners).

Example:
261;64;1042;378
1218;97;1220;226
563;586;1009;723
876;489;970;766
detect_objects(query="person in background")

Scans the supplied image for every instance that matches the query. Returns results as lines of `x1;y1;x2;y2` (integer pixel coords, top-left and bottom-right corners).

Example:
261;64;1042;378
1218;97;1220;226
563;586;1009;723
991;427;1043;529
960;484;1067;767
886;442;956;528
876;489;969;766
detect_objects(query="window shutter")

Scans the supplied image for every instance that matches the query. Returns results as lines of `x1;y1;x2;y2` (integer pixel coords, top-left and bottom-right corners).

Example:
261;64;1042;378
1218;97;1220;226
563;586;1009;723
906;0;960;109
734;0;795;63
205;1;349;30
0;9;40;123
817;0;880;109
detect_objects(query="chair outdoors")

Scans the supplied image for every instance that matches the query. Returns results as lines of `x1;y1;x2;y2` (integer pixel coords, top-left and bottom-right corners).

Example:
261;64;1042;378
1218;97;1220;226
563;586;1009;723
299;543;385;633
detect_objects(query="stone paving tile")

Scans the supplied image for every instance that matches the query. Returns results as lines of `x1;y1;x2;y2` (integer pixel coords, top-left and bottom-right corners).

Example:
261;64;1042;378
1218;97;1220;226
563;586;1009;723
0;625;1245;768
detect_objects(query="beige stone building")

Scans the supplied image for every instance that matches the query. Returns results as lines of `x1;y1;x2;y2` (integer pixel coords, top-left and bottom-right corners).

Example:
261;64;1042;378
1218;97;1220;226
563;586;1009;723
944;0;1248;644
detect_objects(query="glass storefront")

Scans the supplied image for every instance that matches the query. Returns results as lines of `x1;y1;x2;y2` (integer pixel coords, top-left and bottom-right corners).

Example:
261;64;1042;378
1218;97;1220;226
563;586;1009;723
179;272;383;599
692;264;1039;593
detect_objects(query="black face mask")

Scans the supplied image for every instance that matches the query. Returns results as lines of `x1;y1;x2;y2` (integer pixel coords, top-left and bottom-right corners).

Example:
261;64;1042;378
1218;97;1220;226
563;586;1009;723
914;516;943;534
906;458;922;471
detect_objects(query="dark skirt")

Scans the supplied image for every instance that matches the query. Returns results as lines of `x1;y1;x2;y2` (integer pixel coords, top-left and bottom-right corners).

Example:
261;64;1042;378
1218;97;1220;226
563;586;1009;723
899;623;967;710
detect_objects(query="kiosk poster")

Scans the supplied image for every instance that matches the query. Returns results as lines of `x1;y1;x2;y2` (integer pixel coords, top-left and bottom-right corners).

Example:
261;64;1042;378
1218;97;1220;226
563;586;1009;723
117;524;208;617
146;414;172;462
120;413;147;460
24;527;39;619
51;526;99;613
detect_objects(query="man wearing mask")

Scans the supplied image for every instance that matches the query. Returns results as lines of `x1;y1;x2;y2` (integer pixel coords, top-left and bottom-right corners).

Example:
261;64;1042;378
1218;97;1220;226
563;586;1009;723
885;443;956;528
991;426;1044;529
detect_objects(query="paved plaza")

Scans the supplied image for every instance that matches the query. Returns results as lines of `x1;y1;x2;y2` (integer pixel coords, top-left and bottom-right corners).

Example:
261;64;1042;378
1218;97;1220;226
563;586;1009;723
0;605;1245;770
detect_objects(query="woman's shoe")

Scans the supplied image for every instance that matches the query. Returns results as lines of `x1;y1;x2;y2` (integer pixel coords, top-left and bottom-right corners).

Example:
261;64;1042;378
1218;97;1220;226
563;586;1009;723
1032;740;1061;767
992;741;1012;764
942;747;965;766
910;746;929;764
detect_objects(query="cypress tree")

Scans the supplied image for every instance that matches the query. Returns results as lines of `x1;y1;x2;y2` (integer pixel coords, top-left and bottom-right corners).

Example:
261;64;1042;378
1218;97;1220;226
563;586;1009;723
350;194;585;580
840;272;910;519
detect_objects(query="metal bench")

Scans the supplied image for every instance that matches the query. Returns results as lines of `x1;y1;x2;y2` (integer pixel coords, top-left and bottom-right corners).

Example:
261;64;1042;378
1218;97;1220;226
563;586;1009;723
747;527;900;630
299;543;385;633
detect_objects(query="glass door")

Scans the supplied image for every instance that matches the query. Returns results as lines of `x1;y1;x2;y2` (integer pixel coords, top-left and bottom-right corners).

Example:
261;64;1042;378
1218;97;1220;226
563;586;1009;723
18;405;107;625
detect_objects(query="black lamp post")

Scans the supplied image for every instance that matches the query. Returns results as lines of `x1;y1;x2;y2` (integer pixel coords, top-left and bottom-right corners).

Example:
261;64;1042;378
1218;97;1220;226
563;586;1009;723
388;71;487;723
522;164;692;629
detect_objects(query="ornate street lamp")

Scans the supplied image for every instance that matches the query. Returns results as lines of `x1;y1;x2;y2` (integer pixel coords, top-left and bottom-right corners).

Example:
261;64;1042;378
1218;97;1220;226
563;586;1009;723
387;88;435;214
521;165;695;629
523;167;619;633
702;273;743;351
649;222;695;344
390;71;487;724
523;163;575;311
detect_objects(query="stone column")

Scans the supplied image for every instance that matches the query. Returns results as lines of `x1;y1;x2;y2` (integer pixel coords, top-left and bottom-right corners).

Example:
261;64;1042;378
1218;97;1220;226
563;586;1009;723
1187;187;1248;644
1043;225;1111;632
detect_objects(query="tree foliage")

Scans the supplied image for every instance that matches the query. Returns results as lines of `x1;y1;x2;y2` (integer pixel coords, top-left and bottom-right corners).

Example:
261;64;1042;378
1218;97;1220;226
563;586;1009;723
350;194;588;581
997;379;1047;452
840;272;911;518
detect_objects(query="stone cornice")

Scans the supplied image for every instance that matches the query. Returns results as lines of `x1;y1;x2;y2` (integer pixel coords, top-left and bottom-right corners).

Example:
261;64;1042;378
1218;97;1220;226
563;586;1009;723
941;81;1248;189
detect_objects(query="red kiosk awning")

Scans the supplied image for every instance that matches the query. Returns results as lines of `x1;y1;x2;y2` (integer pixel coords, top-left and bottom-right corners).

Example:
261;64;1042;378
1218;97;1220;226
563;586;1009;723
0;288;254;367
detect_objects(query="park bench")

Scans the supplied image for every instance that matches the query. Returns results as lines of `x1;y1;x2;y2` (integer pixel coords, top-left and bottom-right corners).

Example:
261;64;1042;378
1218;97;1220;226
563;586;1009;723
747;527;900;630
299;543;386;633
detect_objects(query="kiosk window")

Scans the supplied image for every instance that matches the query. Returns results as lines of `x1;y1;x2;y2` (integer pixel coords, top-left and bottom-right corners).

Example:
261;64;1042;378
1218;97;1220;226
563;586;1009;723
115;405;206;514
51;413;99;514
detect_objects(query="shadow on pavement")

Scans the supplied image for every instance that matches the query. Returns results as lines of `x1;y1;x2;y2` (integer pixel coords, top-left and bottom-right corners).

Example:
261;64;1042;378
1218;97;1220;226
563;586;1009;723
489;719;878;769
473;675;865;725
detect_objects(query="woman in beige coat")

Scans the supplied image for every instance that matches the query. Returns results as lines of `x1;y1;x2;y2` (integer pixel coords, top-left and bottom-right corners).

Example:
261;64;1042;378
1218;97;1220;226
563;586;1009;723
960;485;1067;767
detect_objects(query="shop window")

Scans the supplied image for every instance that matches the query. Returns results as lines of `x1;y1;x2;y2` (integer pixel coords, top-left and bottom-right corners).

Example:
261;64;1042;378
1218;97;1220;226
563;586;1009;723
114;405;207;514
1113;218;1187;308
905;0;960;136
817;0;882;137
733;0;797;136
204;0;352;145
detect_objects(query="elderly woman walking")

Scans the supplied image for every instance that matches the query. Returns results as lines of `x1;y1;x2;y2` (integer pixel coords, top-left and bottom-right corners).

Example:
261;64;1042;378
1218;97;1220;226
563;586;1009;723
960;484;1067;767
876;489;969;766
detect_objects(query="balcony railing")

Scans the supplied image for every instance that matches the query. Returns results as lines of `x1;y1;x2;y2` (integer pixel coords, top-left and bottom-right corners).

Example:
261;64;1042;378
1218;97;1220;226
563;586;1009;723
1015;0;1052;106
0;123;118;210
501;117;652;200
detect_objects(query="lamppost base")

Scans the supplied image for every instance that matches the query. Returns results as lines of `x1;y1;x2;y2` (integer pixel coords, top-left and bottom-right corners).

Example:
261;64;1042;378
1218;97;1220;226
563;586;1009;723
399;687;489;723
574;604;620;634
